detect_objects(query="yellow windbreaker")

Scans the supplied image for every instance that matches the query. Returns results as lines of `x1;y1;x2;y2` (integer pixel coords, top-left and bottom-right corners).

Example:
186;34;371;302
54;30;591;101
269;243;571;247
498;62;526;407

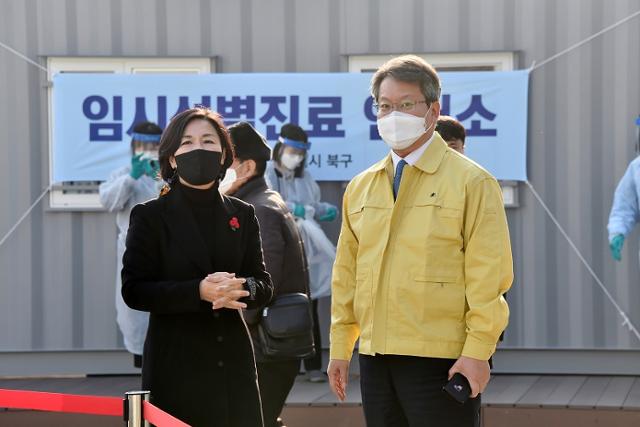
330;134;513;362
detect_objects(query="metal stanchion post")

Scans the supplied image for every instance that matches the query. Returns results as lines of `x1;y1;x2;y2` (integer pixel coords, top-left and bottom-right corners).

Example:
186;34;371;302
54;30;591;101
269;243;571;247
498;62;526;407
124;391;150;427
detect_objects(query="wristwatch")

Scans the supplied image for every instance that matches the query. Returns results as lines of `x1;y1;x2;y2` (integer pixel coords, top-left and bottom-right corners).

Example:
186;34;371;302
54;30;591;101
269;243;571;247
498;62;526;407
244;277;257;300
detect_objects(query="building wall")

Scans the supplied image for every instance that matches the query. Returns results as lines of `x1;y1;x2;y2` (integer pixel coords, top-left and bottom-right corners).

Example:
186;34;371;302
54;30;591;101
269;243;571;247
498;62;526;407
1;0;640;373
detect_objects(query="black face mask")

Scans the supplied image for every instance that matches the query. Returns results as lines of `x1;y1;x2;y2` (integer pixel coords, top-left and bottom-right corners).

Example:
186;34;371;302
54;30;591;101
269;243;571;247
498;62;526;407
174;149;222;186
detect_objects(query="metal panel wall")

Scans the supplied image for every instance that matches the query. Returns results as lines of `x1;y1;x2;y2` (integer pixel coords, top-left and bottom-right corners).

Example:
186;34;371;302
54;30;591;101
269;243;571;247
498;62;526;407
1;0;640;371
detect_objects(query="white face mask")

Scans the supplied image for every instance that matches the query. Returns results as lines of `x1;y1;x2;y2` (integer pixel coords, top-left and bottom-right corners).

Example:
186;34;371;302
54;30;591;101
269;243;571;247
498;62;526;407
377;110;434;150
218;167;237;194
280;153;304;170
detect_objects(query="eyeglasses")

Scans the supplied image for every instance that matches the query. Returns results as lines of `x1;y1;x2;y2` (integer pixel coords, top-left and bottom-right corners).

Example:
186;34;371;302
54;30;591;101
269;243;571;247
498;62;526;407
374;100;429;116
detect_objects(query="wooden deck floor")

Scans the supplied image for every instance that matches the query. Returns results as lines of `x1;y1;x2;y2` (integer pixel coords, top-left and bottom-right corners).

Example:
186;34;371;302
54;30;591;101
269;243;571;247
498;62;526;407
2;374;640;426
2;373;640;409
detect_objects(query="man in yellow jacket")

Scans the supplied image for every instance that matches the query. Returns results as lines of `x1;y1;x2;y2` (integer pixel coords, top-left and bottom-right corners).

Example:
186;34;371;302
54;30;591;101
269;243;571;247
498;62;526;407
328;55;513;427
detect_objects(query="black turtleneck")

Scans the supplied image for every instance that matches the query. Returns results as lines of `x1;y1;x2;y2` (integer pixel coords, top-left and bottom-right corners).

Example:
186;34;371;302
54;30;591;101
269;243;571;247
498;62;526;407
178;182;219;265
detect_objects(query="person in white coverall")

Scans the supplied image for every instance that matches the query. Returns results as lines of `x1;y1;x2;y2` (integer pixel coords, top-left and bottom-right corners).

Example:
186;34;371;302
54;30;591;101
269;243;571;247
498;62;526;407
99;121;163;367
608;156;640;263
265;123;337;383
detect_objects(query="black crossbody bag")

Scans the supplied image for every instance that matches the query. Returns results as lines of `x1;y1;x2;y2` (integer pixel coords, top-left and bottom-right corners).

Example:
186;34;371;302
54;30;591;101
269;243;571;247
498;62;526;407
248;292;315;359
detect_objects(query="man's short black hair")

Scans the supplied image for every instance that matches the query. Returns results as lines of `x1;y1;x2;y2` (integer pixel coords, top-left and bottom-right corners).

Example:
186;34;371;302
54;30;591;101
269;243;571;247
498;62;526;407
228;121;271;178
436;116;466;144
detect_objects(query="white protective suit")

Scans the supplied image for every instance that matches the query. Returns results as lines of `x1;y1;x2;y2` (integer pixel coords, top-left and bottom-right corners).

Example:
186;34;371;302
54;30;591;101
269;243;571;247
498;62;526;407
99;165;162;355
266;162;336;299
608;156;640;241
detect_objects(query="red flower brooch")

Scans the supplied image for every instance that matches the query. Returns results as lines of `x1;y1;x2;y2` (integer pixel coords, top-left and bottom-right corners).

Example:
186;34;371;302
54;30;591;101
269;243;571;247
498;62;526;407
229;217;240;231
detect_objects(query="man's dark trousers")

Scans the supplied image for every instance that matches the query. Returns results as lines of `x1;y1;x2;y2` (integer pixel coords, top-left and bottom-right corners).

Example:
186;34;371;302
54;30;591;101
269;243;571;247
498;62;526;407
359;354;481;427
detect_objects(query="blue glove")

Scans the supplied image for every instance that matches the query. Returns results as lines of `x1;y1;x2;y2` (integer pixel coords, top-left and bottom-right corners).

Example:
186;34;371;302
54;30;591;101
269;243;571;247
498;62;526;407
293;203;306;219
143;157;160;179
318;206;338;222
130;153;145;180
610;235;625;262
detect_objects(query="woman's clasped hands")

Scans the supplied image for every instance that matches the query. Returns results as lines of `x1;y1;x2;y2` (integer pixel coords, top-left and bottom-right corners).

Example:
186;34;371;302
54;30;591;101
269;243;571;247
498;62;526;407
199;272;249;310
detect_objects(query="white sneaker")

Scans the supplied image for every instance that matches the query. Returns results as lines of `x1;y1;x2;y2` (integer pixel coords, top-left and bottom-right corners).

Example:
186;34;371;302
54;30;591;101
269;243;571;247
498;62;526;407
308;370;327;383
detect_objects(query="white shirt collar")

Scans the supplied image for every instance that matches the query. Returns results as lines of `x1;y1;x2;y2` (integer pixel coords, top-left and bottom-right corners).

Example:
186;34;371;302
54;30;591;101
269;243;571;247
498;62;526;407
390;132;435;174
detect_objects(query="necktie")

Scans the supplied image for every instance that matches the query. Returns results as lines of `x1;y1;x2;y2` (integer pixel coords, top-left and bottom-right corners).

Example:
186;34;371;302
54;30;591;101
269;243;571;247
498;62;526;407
393;160;407;200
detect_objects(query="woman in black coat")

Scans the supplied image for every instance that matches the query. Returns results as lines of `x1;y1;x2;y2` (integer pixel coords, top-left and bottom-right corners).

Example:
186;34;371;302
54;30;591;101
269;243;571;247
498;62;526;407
121;107;273;427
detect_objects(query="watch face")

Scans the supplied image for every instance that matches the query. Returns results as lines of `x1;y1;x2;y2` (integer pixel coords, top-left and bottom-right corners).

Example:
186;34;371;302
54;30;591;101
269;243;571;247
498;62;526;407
245;277;256;298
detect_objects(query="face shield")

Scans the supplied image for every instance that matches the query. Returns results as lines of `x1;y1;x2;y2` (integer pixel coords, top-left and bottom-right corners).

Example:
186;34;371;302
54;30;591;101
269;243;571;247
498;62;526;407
132;132;162;169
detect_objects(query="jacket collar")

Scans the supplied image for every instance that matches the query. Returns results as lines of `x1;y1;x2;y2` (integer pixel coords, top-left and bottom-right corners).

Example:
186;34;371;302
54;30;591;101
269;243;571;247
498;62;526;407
220;193;239;217
413;133;447;174
370;153;392;172
232;176;269;201
370;132;448;175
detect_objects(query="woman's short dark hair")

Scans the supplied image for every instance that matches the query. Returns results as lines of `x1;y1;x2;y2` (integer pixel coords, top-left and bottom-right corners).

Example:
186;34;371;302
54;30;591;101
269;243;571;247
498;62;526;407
436;116;466;143
158;107;235;184
272;123;309;178
370;55;441;104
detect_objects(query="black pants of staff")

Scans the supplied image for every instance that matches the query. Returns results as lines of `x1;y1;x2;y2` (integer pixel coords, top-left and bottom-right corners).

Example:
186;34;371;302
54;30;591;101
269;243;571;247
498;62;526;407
359;354;481;427
257;360;299;427
303;299;322;371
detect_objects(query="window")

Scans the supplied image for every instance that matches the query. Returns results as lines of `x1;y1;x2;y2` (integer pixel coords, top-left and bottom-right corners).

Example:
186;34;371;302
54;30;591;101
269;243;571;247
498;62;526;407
348;52;519;208
47;57;213;210
348;51;515;73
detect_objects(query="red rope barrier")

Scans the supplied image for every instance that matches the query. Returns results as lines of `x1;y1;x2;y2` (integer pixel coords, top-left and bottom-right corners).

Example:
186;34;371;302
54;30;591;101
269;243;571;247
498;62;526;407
0;388;123;416
143;400;191;427
0;387;192;425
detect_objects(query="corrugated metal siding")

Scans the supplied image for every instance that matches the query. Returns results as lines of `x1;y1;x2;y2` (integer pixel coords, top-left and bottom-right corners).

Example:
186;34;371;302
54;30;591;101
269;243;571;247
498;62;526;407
1;0;640;357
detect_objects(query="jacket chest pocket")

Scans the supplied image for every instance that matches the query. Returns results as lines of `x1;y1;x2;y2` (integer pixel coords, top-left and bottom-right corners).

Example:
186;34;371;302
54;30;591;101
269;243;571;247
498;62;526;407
347;203;391;243
411;198;463;245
